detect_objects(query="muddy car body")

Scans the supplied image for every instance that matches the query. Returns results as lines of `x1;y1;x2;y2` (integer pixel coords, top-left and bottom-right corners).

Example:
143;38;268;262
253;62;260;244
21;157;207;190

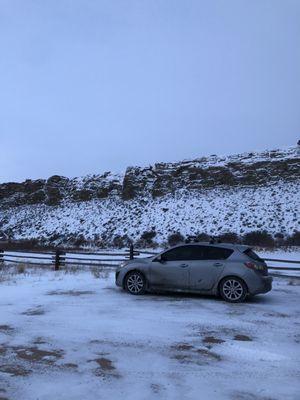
115;242;272;302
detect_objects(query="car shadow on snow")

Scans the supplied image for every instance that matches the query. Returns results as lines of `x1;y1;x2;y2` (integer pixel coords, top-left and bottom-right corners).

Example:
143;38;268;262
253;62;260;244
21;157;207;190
129;290;221;303
125;290;274;305
245;294;275;305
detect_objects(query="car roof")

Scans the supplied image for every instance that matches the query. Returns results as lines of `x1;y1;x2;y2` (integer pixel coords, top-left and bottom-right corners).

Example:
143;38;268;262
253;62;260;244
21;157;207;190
168;242;249;252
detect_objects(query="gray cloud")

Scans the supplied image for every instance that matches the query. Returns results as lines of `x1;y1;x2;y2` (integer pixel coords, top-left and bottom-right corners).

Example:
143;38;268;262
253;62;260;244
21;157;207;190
0;0;299;182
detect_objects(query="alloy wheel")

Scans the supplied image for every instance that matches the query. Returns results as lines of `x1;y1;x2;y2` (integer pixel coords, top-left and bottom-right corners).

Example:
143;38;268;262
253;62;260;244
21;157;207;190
222;279;244;301
126;273;145;294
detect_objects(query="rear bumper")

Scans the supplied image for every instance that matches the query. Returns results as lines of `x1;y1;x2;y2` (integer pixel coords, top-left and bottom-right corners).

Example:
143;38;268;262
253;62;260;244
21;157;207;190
251;276;273;295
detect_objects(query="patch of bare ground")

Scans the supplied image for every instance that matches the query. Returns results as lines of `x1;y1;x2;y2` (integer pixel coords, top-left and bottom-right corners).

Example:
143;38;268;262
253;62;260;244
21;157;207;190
196;349;222;361
234;334;252;342
190;325;254;344
202;336;225;345
171;343;194;351
0;341;70;380
263;311;290;318
150;383;165;394
90;357;121;379
0;364;31;377
0;325;14;334
89;338;146;350
46;290;95;296
171;353;192;363
170;342;222;364
294;334;300;344
21;306;45;316
232;391;276;400
60;363;78;370
15;346;63;364
95;357;115;371
0;344;65;378
3;344;62;362
33;337;47;345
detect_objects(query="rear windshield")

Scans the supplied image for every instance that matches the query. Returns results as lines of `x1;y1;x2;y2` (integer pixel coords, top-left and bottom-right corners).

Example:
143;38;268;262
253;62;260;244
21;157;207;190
244;248;263;262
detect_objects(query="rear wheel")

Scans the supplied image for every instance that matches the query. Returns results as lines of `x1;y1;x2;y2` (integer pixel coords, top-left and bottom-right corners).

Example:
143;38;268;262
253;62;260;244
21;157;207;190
220;277;247;303
124;271;146;295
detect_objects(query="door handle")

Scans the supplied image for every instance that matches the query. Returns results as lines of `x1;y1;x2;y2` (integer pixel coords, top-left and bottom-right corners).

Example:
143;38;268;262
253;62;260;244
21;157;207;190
180;264;189;268
213;262;223;267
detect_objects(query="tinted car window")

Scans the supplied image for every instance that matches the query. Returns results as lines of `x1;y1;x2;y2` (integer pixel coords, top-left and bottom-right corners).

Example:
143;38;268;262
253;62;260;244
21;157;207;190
162;246;195;261
161;245;233;261
201;246;233;260
244;248;262;262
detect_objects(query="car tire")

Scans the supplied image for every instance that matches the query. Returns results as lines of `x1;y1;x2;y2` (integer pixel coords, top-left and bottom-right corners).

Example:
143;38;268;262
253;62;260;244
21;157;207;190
219;277;247;303
124;271;146;295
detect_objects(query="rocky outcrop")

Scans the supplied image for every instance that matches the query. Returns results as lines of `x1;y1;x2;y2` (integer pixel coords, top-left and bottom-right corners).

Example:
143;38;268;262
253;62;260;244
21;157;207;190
120;148;300;199
0;146;299;209
0;172;123;209
0;146;299;246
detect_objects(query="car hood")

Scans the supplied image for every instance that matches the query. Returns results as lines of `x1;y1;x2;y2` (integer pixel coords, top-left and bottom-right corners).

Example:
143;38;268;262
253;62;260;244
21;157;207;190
126;257;152;265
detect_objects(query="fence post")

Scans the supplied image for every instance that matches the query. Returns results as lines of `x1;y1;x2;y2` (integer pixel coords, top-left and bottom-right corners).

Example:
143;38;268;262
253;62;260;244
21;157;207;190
54;249;65;271
0;249;4;265
129;243;134;260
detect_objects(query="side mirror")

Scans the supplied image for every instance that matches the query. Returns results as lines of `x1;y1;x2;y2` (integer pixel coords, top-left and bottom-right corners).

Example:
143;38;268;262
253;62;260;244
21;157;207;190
153;255;165;263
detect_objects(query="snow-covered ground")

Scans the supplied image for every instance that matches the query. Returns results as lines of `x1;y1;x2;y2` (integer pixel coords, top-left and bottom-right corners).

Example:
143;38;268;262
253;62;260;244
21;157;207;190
258;248;300;262
0;269;299;400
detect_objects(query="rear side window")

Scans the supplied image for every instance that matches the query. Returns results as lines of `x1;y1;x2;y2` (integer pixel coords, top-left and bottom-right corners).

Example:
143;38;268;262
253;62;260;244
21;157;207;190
244;248;262;262
201;246;233;260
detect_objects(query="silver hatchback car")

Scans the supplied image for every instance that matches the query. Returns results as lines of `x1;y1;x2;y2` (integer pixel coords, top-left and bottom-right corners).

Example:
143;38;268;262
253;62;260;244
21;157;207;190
115;243;272;302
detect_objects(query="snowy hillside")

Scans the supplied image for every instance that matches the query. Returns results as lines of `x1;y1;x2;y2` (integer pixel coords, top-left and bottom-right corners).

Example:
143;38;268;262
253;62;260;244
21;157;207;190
0;146;299;246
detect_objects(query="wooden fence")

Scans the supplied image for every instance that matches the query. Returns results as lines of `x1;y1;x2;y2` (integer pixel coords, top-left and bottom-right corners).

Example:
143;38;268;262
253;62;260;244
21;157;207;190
0;246;299;274
0;245;156;270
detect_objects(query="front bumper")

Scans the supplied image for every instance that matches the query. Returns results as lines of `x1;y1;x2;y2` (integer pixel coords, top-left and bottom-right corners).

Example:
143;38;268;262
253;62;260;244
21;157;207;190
115;270;122;287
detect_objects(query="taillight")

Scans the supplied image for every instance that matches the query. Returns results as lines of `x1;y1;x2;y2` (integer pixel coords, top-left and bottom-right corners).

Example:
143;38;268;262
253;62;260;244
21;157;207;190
244;262;265;271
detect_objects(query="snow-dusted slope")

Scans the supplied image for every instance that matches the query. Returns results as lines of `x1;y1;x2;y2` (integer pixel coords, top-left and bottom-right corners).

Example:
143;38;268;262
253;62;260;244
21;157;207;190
0;146;299;246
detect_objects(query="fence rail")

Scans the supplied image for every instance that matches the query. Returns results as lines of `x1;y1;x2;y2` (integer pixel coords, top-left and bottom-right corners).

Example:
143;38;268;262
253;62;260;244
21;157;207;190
0;247;299;275
263;258;300;265
0;245;157;270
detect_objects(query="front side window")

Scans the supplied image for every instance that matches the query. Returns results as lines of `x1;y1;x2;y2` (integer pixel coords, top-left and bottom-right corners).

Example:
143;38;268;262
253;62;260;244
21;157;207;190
161;246;195;261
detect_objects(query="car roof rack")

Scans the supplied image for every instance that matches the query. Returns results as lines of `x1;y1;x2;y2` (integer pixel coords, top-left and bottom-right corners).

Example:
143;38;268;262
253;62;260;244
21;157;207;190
184;235;223;245
185;235;199;244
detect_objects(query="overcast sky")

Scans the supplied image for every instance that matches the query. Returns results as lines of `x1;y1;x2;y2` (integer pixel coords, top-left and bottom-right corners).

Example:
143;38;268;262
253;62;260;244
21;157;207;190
0;0;299;183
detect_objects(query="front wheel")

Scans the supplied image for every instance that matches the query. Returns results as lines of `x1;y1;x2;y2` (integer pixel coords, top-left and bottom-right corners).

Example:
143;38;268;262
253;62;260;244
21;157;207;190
124;271;146;295
219;277;247;303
